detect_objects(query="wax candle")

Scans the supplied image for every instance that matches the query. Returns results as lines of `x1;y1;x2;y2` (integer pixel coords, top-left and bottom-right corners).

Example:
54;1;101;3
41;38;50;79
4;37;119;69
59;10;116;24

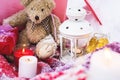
14;48;34;67
19;56;38;78
87;48;120;80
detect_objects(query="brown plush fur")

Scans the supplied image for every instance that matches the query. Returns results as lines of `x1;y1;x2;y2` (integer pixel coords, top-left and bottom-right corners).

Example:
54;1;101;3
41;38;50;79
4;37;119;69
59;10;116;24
3;0;61;59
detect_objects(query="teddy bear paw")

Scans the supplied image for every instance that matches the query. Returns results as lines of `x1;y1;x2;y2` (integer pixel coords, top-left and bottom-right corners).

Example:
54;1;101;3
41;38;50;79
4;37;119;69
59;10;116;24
36;42;57;59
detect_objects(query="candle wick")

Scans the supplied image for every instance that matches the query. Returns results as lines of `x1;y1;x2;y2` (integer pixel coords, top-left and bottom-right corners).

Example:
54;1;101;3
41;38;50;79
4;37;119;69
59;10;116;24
27;58;30;61
25;58;31;62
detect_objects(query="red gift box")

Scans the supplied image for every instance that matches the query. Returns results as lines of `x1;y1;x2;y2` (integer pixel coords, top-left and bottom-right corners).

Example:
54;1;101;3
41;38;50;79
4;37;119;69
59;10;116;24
0;24;18;55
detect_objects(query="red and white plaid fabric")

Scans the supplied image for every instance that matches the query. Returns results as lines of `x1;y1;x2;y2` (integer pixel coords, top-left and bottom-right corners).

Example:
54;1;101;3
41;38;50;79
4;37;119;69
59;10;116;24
0;55;17;79
30;65;86;80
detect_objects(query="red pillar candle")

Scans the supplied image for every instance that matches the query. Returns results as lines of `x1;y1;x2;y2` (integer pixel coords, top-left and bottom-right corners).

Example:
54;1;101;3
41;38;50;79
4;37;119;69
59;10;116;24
14;48;34;68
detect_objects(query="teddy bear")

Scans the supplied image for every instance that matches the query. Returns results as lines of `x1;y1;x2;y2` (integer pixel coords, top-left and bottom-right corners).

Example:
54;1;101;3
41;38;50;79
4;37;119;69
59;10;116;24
3;0;61;59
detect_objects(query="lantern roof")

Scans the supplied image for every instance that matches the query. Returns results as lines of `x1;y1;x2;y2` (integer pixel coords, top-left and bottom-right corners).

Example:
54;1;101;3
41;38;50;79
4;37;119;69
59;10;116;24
59;20;93;37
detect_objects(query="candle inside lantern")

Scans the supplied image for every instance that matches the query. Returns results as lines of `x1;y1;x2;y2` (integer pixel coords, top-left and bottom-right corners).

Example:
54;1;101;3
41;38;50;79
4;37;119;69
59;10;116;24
87;48;120;80
19;56;37;78
14;48;34;68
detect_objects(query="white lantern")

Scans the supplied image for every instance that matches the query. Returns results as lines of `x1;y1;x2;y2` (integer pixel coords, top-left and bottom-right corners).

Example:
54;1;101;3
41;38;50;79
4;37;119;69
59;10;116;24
59;7;93;61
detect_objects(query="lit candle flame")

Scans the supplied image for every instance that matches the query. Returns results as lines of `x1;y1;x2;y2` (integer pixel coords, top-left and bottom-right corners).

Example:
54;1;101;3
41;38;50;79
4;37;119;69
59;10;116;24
22;48;25;53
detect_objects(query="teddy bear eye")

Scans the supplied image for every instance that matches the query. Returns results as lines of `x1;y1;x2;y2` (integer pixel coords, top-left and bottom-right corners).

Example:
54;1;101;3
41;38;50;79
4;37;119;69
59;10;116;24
31;8;34;10
41;8;44;12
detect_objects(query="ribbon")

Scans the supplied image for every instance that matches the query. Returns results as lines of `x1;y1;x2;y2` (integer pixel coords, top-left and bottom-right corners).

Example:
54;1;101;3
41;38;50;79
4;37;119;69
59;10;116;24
51;14;57;43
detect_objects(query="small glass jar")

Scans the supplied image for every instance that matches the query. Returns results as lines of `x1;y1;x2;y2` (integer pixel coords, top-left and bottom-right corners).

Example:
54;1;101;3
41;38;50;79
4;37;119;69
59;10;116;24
86;33;109;53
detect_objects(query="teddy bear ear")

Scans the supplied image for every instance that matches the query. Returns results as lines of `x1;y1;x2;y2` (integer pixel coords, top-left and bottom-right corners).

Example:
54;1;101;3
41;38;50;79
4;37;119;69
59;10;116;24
46;0;55;10
20;0;34;7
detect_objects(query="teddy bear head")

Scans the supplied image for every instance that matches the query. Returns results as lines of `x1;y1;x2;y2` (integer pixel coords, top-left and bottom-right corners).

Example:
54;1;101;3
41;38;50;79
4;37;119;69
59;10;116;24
22;0;55;24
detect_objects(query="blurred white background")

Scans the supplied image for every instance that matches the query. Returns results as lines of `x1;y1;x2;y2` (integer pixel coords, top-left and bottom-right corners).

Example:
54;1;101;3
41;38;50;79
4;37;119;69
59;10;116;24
67;0;120;42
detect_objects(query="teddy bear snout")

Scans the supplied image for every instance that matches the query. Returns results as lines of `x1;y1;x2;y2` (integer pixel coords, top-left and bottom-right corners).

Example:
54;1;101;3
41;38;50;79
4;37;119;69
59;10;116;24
35;15;39;20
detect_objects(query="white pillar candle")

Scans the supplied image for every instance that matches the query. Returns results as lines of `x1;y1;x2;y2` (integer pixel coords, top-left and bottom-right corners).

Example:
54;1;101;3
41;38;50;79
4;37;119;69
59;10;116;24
18;56;38;78
87;48;120;80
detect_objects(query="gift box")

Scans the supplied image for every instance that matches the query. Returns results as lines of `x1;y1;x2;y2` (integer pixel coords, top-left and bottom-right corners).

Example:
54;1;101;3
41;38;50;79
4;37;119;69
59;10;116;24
0;25;18;55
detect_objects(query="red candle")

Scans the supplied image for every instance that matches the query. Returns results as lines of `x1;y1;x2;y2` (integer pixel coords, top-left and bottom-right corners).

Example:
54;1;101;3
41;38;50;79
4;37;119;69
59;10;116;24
14;48;34;68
